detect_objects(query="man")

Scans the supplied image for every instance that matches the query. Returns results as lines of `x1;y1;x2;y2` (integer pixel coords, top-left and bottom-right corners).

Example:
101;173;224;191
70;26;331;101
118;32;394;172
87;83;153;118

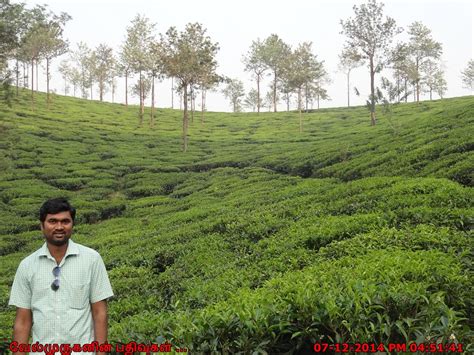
9;198;114;354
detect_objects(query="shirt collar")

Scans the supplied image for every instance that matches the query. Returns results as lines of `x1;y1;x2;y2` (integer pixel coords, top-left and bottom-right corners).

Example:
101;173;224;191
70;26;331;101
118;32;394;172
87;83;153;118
38;239;80;259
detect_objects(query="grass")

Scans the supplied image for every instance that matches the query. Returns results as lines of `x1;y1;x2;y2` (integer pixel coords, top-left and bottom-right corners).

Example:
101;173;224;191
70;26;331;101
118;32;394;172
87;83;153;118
0;89;472;352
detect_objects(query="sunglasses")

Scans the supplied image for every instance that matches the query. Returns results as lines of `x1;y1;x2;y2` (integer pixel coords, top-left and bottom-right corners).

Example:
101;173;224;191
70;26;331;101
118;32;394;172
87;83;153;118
51;266;61;291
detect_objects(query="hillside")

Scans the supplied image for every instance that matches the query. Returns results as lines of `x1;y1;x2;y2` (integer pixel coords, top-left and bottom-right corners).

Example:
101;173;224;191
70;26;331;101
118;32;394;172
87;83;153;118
0;91;473;352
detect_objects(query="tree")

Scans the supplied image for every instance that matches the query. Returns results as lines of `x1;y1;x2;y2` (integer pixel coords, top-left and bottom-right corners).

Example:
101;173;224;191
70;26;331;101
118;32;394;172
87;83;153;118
243;39;267;114
263;91;274;112
282;42;325;131
244;88;262;112
260;34;291;112
461;59;474;91
122;14;155;125
40;12;71;108
338;46;363;107
422;59;446;100
93;44;115;102
222;78;245;112
68;66;81;97
58;59;70;95
407;21;442;102
197;71;221;124
71;41;92;99
148;40;166;127
341;0;402;125
389;42;413;103
161;22;219;152
86;49;97;100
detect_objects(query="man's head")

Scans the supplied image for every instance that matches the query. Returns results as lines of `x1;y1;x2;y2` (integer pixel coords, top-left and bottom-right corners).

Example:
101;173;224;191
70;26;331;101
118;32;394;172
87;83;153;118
39;198;76;246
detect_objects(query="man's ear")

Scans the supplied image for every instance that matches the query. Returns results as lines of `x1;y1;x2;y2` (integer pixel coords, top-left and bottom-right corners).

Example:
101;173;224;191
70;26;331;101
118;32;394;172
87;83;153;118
40;222;44;232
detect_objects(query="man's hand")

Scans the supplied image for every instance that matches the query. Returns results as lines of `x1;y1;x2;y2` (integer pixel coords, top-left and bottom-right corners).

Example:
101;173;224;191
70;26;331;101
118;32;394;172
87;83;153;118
91;300;108;355
13;307;32;355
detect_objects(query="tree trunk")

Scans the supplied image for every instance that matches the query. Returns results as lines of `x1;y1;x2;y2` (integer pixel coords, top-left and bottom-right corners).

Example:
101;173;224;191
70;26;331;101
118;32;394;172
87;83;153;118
347;70;350;107
46;58;50;109
90;81;93;100
171;77;174;109
396;71;400;103
139;69;143;126
35;60;38;91
257;76;260;115
111;77;115;103
201;89;205;124
23;62;27;88
64;77;67;96
15;59;19;96
430;88;432;101
369;57;376;126
286;95;289;112
298;88;302;133
150;76;155;127
99;76;103;102
273;72;277;112
305;83;309;111
183;84;188;152
404;78;408;103
190;86;194;123
416;58;420;103
125;72;128;107
31;58;34;109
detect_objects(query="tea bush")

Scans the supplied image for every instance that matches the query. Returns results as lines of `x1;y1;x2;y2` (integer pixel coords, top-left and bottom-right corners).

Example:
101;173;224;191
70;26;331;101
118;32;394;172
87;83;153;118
0;90;472;351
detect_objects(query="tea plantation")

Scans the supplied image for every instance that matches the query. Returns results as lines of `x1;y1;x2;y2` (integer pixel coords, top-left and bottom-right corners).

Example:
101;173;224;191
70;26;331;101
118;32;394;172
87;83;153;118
0;91;472;353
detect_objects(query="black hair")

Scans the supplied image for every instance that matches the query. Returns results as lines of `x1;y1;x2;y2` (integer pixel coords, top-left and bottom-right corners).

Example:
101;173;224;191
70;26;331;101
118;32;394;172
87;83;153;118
39;198;76;223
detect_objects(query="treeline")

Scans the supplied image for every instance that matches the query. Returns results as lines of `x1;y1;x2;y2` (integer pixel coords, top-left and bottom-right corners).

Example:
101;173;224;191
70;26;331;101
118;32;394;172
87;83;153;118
1;0;473;148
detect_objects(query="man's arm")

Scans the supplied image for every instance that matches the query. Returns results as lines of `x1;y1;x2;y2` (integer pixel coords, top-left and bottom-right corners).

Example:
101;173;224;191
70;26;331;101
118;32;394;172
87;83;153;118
13;307;32;355
91;300;108;354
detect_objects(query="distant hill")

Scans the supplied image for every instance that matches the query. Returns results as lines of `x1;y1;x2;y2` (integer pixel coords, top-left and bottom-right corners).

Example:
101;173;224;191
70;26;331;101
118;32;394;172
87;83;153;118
0;90;472;352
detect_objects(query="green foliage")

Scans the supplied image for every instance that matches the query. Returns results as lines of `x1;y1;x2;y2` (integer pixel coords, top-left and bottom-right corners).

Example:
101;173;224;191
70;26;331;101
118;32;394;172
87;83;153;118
0;89;472;351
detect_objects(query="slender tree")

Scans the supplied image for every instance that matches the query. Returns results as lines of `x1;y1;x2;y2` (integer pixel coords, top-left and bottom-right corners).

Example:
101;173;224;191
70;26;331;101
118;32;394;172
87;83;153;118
338;46;363;107
461;59;474;91
260;34;291;112
41;12;70;107
122;14;155;125
57;59;70;95
243;39;267;114
71;41;92;99
222;78;245;112
93;44;115;102
148;40;166;127
407;21;442;102
340;0;402;125
282;42;325;131
161;23;219;152
244;88;262;112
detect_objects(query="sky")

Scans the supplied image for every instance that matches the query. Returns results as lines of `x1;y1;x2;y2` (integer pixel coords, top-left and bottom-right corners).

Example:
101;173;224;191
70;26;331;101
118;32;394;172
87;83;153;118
22;0;473;112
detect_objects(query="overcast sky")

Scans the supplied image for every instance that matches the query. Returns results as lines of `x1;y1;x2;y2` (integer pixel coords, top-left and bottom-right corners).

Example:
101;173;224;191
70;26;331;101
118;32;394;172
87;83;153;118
23;0;473;112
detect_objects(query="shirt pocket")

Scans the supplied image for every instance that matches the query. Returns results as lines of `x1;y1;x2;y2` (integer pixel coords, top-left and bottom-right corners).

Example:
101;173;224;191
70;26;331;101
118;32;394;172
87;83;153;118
69;283;90;309
31;285;51;310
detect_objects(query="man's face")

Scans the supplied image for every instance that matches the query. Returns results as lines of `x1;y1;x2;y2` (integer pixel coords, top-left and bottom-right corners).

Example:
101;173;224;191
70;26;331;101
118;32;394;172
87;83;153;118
41;211;73;246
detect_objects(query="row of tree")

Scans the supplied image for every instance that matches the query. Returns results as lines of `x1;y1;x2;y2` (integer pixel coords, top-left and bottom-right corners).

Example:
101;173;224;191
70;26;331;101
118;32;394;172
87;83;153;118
2;0;473;149
0;0;70;107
